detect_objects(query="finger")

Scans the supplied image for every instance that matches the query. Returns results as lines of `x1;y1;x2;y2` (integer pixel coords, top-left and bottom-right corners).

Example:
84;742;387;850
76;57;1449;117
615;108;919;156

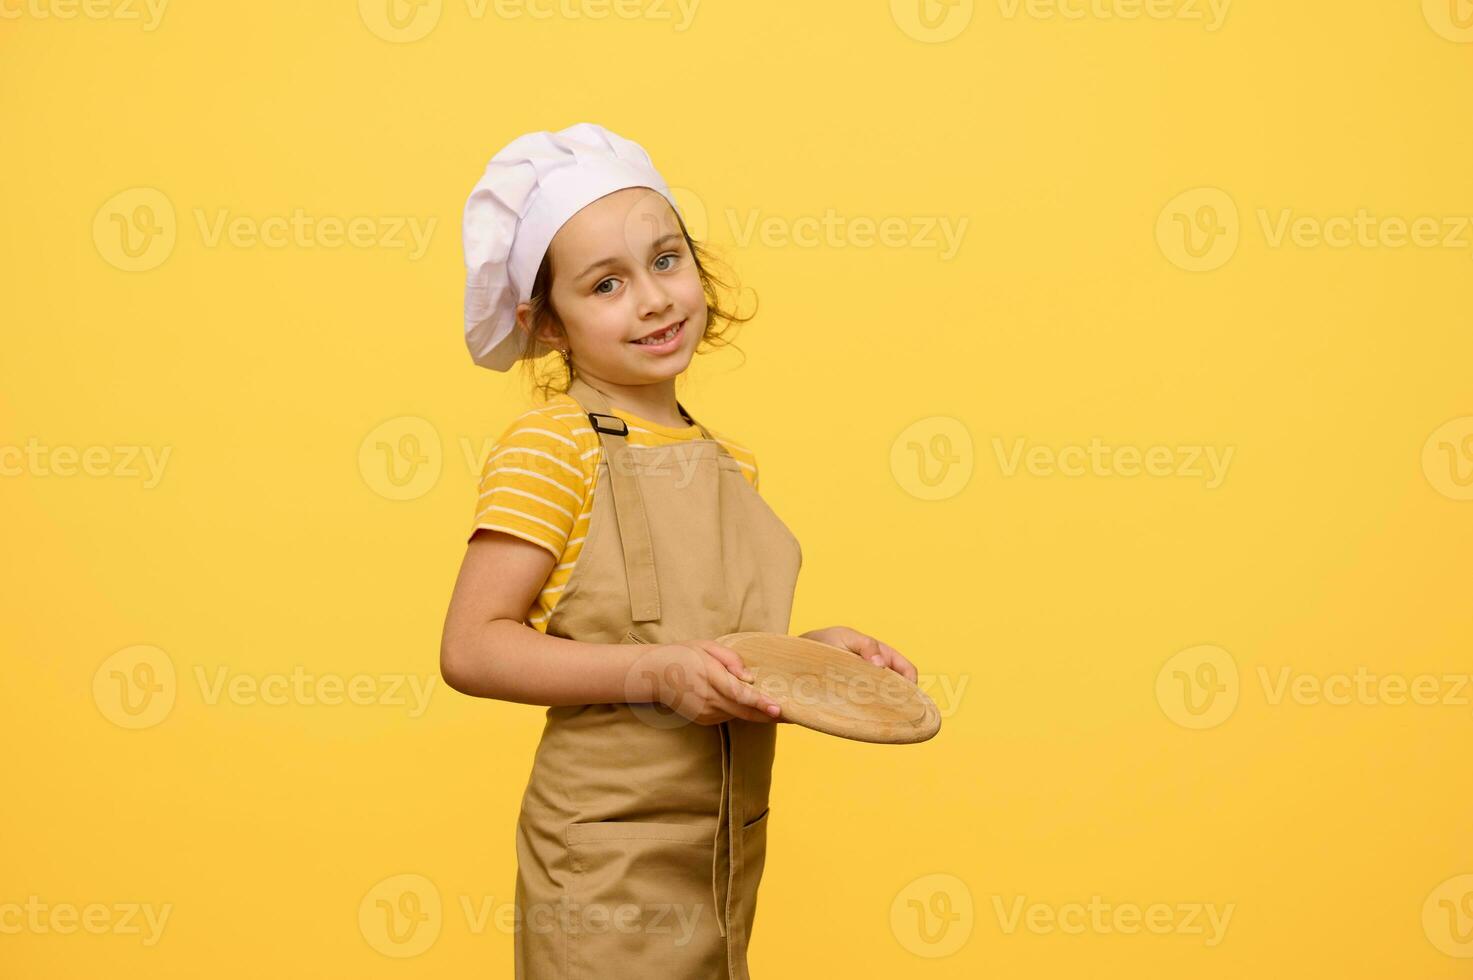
718;670;767;709
717;671;782;719
854;634;887;668
879;641;917;683
723;701;778;724
816;625;860;653
835;625;866;652
707;681;767;722
702;643;753;682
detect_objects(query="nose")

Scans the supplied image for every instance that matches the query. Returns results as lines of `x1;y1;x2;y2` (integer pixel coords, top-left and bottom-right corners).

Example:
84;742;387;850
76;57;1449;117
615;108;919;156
631;268;674;319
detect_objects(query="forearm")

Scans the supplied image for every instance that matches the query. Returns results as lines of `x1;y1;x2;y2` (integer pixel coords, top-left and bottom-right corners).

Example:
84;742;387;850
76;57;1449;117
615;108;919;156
442;617;656;706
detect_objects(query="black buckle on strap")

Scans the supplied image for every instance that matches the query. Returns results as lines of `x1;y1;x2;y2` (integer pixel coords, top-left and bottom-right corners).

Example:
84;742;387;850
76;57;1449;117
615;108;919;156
587;412;629;436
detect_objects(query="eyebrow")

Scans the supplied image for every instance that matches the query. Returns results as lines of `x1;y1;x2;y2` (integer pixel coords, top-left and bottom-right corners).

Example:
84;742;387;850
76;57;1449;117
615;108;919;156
576;232;685;282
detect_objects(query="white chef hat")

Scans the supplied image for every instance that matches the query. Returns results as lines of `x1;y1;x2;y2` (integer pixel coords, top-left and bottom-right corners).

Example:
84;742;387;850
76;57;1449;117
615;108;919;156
462;122;684;371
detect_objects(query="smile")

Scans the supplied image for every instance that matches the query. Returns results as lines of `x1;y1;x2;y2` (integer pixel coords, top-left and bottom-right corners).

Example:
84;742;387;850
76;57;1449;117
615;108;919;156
630;319;685;352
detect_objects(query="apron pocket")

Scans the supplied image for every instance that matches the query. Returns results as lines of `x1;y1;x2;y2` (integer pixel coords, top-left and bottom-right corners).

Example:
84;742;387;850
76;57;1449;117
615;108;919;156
566;820;709;846
736;807;771;941
563;820;722;979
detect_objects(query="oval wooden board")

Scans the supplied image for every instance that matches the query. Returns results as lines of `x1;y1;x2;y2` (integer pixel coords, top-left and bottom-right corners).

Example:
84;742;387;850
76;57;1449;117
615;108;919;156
717;631;941;744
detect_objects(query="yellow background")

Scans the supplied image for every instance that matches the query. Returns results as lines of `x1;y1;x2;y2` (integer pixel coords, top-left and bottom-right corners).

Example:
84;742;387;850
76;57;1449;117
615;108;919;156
3;0;1471;976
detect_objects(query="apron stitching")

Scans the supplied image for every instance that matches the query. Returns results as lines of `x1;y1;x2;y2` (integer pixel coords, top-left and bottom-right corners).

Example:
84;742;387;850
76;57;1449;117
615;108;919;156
577;386;662;624
713;720;730;940
726;724;743;973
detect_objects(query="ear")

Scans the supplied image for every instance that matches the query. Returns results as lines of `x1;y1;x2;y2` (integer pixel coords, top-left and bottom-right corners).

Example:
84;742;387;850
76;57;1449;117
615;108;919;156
515;303;565;351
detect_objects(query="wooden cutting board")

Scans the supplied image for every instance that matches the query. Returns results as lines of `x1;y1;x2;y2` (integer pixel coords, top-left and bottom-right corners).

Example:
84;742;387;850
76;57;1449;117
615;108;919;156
717;632;941;744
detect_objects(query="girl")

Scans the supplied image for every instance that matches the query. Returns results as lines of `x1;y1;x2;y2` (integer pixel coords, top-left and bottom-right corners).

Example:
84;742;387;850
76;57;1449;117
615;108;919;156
440;122;917;980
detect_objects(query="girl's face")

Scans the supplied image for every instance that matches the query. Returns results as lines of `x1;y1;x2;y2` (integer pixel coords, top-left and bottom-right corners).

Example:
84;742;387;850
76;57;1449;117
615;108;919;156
537;187;707;385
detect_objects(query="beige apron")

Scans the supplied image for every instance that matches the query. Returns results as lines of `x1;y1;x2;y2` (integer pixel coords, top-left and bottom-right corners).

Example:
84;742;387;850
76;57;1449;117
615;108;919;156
513;376;803;980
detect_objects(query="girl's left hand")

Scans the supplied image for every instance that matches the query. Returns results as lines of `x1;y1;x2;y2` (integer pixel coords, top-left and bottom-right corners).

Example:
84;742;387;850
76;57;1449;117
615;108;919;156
798;625;918;684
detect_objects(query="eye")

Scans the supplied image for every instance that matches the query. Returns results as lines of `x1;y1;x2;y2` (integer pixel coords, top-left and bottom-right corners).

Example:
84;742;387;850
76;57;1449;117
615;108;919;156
593;277;620;295
653;251;680;271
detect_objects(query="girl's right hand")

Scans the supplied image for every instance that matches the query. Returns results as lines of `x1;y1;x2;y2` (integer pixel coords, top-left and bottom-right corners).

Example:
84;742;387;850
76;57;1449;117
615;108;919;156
645;641;783;726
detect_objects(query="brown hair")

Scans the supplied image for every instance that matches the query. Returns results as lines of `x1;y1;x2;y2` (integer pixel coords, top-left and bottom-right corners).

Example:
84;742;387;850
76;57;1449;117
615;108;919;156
513;208;755;401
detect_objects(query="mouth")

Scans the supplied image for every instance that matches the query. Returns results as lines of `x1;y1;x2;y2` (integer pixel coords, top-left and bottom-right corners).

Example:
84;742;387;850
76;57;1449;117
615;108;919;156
629;319;686;353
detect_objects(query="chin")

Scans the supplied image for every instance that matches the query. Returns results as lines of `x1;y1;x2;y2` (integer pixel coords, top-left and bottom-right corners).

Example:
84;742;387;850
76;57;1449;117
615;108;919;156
644;354;693;379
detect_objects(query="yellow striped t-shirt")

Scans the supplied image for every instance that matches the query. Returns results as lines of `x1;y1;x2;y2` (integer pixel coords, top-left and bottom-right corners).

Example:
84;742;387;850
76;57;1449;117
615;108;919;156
469;392;760;632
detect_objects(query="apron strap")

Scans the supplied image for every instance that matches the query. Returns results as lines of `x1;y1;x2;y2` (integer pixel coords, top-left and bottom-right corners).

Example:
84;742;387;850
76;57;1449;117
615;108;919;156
564;377;662;624
676;400;734;461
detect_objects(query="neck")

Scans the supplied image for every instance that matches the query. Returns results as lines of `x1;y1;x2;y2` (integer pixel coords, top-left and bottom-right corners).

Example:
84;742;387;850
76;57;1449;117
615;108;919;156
572;373;686;427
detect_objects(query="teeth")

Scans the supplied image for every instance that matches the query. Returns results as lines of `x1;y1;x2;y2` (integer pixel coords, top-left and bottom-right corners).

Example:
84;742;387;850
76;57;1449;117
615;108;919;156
636;322;680;345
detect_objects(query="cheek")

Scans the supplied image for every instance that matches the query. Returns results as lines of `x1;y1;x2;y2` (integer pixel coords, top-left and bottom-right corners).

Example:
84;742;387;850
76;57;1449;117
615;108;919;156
675;270;707;312
566;296;624;339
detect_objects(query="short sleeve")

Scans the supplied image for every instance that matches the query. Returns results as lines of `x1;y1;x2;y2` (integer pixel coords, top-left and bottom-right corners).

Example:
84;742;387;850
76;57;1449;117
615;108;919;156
469;409;590;557
711;430;761;492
